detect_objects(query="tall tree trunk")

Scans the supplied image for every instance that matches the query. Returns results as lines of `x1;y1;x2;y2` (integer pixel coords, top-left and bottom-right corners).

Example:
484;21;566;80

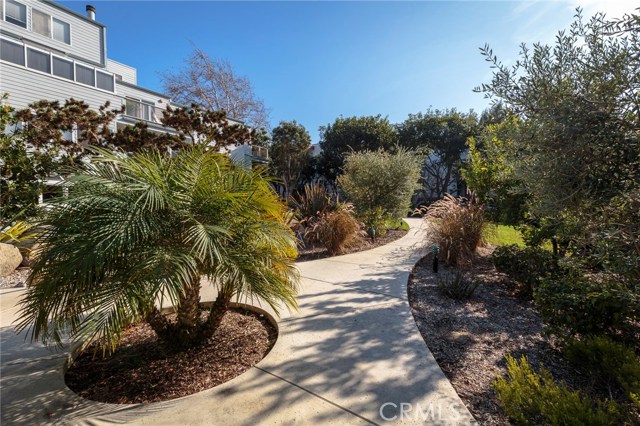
200;293;231;340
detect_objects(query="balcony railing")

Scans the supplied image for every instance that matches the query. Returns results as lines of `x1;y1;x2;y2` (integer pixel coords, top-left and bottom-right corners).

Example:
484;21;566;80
124;99;163;124
251;145;268;159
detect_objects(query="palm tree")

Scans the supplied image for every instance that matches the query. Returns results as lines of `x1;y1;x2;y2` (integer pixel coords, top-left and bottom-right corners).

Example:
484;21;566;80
16;147;298;353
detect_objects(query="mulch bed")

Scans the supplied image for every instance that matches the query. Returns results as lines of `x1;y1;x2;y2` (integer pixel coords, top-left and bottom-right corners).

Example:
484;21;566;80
297;229;407;262
65;308;277;404
407;247;592;426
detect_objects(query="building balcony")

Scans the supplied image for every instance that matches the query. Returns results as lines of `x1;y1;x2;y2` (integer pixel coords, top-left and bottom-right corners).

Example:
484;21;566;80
123;98;164;124
251;145;269;161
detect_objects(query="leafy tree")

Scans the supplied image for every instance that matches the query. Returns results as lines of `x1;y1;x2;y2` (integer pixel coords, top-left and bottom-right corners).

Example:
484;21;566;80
269;121;312;198
462;116;528;224
338;147;422;231
161;47;269;130
251;127;272;148
318;115;398;181
1;98;121;219
160;103;255;148
397;109;478;201
478;102;508;127
476;9;640;347
17;147;299;353
475;10;639;219
0;97;255;219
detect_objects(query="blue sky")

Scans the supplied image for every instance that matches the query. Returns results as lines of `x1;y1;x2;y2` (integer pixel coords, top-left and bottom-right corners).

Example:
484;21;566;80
62;1;637;141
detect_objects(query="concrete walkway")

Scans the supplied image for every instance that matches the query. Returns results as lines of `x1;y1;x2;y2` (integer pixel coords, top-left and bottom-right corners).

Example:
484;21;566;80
0;218;475;426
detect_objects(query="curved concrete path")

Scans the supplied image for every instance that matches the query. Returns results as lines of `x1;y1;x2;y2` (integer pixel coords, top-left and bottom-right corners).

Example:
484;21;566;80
0;218;475;425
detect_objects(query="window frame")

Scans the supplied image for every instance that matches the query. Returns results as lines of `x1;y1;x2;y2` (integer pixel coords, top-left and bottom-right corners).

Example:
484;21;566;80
0;35;116;94
0;37;26;66
51;54;74;81
51;17;71;45
31;8;51;38
74;62;95;88
96;69;115;92
26;46;51;74
4;0;27;29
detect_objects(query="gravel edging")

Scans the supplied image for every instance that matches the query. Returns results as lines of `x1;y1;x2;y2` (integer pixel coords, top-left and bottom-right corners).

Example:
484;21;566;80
407;248;585;426
0;268;29;289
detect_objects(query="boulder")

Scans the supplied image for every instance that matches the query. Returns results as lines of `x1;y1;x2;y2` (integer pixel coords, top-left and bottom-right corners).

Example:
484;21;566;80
0;243;23;277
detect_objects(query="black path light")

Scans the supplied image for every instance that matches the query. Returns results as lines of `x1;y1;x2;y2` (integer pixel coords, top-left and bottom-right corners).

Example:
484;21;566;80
431;244;439;273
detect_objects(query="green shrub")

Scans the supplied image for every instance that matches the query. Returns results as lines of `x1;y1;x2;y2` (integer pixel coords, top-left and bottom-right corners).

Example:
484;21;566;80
437;271;480;300
338;147;422;223
385;217;410;231
492;244;555;299
304;202;362;255
564;336;640;400
535;273;640;339
495;355;621;426
427;194;487;266
360;207;390;238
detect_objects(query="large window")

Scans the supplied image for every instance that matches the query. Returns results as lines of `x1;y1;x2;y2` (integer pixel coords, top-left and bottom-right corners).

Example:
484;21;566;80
27;48;51;73
5;0;26;28
52;18;70;44
52;56;73;80
0;38;25;65
75;64;94;86
0;37;115;92
32;9;51;37
96;71;114;91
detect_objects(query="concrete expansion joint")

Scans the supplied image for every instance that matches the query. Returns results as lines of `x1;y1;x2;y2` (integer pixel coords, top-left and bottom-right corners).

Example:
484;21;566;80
254;366;383;426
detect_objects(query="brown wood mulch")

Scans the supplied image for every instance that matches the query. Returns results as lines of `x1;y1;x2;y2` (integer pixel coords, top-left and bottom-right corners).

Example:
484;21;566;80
296;229;407;262
407;247;594;426
65;308;277;404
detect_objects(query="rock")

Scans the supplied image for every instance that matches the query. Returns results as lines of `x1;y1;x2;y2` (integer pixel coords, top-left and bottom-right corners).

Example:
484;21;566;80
0;243;23;277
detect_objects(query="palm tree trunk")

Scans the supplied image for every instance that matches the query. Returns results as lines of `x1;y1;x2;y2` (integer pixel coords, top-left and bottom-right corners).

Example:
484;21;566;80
146;307;173;343
200;293;231;340
175;276;202;347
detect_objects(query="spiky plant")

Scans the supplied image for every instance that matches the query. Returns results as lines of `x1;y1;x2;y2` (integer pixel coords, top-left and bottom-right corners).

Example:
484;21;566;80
290;182;337;222
17;147;299;354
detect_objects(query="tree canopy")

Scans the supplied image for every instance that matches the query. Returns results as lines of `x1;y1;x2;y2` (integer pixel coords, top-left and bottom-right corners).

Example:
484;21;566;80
397;109;478;201
318;115;398;181
0;96;254;220
475;10;639;218
269;121;312;198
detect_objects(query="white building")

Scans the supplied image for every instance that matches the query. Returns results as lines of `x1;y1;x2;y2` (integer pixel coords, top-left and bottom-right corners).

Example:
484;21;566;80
0;0;266;165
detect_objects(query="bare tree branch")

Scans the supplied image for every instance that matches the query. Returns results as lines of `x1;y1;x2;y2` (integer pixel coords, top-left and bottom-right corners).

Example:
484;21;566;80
161;48;270;130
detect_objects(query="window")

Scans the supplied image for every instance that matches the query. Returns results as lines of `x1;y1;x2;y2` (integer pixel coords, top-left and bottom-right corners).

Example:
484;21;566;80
32;9;51;37
96;71;114;91
52;18;70;44
27;48;50;73
75;64;94;86
52;56;73;80
125;98;140;118
5;0;26;28
0;38;25;65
